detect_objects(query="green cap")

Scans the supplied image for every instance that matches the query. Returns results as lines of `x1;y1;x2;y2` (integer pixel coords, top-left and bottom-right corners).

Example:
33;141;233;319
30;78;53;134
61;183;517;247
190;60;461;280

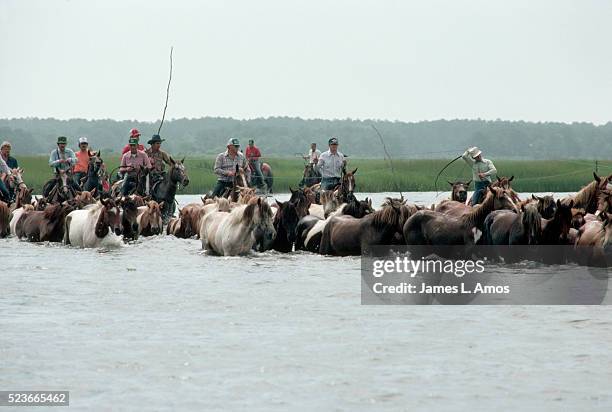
129;137;139;145
57;136;68;144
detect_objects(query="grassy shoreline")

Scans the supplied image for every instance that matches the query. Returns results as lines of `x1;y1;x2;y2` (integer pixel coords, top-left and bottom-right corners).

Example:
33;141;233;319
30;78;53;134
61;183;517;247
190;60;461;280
12;156;611;194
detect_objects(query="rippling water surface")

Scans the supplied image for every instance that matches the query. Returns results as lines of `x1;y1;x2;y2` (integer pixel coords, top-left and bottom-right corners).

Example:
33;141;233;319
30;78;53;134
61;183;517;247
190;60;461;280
2;192;612;410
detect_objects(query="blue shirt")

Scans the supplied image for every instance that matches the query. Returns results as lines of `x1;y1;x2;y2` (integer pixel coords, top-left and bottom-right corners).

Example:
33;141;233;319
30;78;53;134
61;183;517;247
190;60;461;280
49;148;77;171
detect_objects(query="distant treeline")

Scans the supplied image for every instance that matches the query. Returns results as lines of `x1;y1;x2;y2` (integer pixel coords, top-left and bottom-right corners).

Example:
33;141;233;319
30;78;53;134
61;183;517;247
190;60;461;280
1;117;611;159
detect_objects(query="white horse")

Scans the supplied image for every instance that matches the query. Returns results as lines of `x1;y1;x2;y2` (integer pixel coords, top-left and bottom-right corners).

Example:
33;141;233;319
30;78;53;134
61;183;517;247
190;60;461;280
9;205;34;237
304;204;347;250
200;198;276;255
64;199;123;248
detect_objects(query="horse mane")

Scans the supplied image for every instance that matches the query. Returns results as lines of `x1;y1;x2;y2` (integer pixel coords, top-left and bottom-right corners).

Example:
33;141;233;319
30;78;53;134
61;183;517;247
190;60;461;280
522;203;542;243
572;180;598;208
43;203;65;221
370;203;412;231
461;188;497;228
0;201;9;229
240;200;272;225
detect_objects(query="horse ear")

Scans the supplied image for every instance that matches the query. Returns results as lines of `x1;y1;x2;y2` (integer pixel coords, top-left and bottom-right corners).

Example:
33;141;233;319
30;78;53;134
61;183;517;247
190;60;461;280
351;168;358;175
447;181;454;186
159;201;165;209
180;157;185;163
169;157;176;165
594;172;601;183
28;188;34;194
290;187;295;194
257;197;262;207
568;200;574;208
466;180;472;186
275;199;283;208
532;194;537;200
509;175;514;182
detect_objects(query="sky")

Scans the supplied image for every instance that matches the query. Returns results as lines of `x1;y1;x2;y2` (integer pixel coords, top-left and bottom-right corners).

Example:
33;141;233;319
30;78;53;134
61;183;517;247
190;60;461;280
1;0;611;124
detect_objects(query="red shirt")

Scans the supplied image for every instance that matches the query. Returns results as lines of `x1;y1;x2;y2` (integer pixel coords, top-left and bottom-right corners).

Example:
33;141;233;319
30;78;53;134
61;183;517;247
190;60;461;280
74;150;92;173
122;143;145;154
245;146;261;160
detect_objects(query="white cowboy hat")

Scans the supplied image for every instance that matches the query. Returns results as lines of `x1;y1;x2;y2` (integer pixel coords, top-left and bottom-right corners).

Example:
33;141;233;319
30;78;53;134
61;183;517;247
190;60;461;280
468;146;482;158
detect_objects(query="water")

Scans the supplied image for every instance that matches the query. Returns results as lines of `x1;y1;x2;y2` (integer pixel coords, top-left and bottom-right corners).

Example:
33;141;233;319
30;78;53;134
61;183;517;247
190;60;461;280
2;192;612;410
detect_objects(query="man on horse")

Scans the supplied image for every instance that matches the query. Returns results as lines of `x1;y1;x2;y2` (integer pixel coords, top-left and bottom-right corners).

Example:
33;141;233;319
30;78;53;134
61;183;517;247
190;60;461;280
1;141;18;169
145;134;172;186
44;136;80;197
122;128;145;154
300;142;321;187
315;137;346;191
304;142;321;165
120;137;152;196
212;137;249;197
73;136;94;187
0;156;12;202
246;139;263;188
461;146;497;206
1;141;19;201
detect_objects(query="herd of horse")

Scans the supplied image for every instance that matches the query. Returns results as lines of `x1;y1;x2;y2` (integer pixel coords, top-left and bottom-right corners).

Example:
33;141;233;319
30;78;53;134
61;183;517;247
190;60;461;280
2;161;612;264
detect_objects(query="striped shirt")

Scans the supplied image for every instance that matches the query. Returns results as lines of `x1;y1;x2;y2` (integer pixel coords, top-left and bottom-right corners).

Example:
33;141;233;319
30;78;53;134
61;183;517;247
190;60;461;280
120;150;152;176
316;150;345;178
214;150;248;182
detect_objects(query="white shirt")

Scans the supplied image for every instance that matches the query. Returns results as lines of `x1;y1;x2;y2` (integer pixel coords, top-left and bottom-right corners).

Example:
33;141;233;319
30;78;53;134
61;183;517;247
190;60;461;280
316;150;345;178
308;148;321;164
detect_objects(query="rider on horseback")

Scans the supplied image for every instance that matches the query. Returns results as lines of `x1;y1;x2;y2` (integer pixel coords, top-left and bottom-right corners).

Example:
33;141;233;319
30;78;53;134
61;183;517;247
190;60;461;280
0;156;12;202
73;137;94;187
119;137;152;196
1;141;18;169
212;138;249;197
300;142;321;187
461;146;497;206
0;141;18;202
145;134;172;187
245;139;263;188
44;136;80;197
316;137;346;191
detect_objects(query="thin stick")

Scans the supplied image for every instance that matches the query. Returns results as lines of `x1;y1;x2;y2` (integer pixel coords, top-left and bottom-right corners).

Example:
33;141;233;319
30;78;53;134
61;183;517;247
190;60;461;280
157;46;174;135
371;124;403;198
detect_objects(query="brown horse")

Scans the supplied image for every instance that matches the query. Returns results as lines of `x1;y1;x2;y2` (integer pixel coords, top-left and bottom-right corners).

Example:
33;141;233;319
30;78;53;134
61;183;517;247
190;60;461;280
574;212;612;266
288;187;312;219
541;200;573;244
120;196;140;241
561;172;612;214
319;198;414;256
73;190;97;209
405;188;508;246
137;200;164;236
10;186;34;212
16;202;74;242
483;203;541;245
435;186;518;229
0;201;9;238
296;195;374;253
570;208;586;229
491;175;521;203
448;180;471;203
271;200;300;252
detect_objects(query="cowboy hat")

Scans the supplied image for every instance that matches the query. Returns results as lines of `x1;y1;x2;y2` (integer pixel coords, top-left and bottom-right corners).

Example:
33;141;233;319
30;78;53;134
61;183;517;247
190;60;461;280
148;134;165;145
468;146;482;158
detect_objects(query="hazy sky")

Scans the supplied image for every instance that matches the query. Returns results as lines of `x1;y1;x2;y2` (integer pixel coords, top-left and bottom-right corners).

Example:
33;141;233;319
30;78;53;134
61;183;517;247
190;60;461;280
1;0;611;123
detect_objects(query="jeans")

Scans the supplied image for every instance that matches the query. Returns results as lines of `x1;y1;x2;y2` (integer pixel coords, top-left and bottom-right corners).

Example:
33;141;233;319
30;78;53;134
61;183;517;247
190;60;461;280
212;180;233;197
321;177;341;191
250;160;263;186
0;179;10;202
471;180;490;205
